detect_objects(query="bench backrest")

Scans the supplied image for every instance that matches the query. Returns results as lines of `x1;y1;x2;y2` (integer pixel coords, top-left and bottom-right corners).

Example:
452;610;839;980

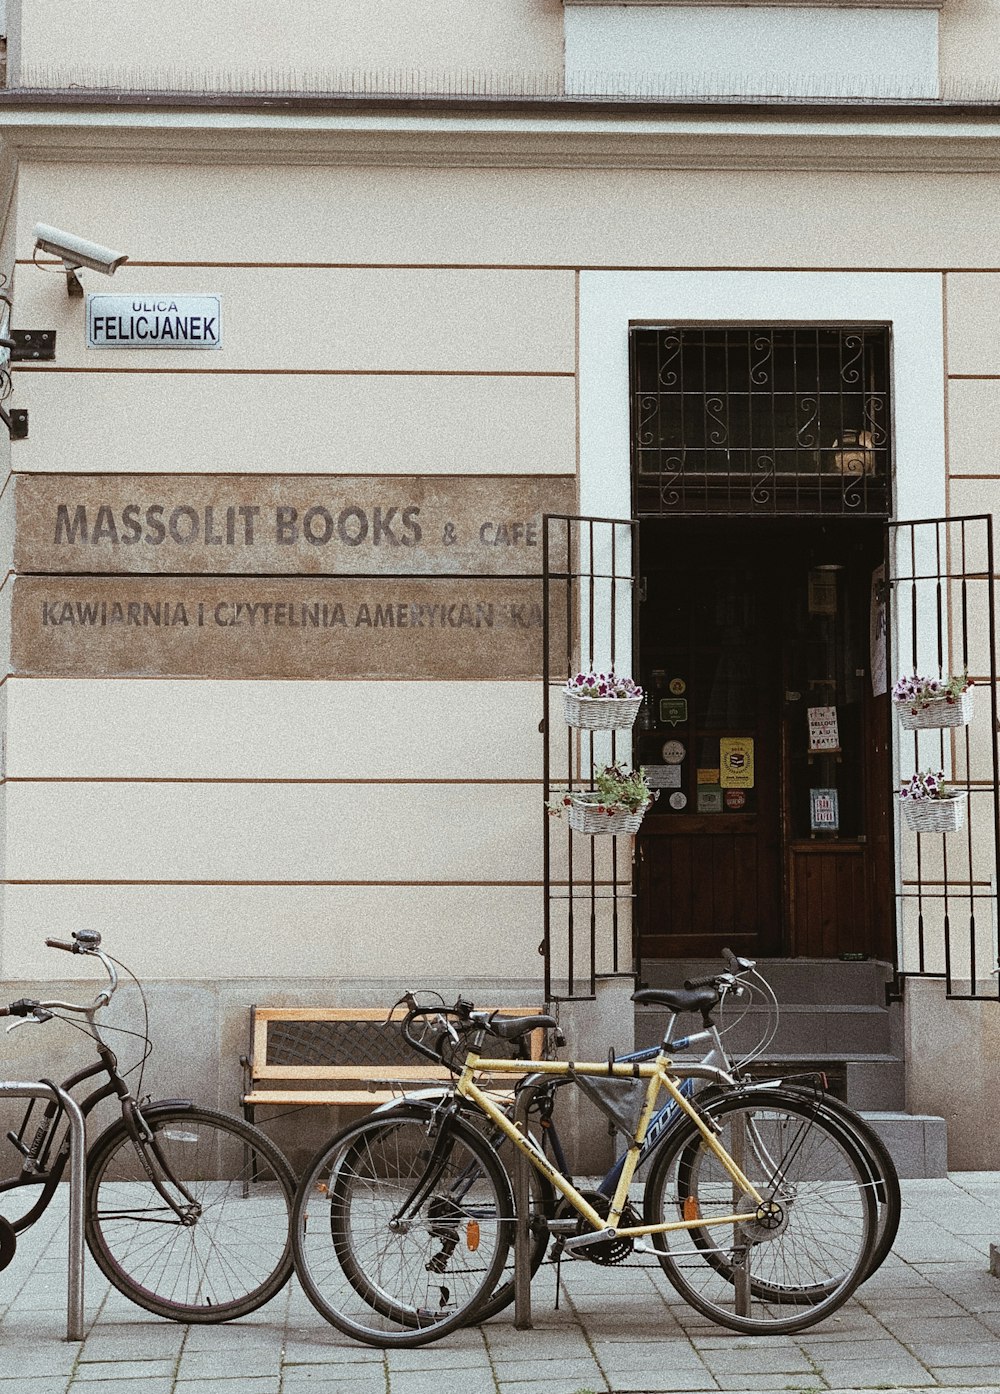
247;1006;546;1086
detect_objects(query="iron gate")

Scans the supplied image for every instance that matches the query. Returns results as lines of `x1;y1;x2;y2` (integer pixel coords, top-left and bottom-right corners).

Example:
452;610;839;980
888;514;1000;1000
541;514;639;1001
539;511;1000;1002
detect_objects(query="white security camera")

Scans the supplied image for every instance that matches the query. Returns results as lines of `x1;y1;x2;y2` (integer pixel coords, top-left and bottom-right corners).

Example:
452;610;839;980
33;223;129;296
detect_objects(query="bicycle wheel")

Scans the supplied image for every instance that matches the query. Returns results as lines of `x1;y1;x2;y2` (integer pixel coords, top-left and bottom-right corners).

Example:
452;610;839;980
682;1083;901;1284
644;1089;877;1335
368;1096;555;1324
774;1086;901;1279
86;1105;295;1322
292;1106;513;1347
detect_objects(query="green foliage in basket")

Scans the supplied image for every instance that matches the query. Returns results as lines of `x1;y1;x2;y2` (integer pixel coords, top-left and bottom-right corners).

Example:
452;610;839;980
547;763;656;818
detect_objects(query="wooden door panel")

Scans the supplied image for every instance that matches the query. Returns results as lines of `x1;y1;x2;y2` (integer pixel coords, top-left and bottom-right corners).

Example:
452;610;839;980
638;820;775;958
789;845;867;957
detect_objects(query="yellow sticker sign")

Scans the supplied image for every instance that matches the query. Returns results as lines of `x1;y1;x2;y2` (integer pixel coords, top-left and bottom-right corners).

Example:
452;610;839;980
719;737;755;789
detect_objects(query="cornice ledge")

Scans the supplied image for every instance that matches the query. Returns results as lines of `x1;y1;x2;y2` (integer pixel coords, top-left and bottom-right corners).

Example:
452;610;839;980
1;109;1000;173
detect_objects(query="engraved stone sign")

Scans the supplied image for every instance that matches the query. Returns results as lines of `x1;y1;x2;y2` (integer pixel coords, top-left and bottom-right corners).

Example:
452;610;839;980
11;576;561;680
13;474;576;577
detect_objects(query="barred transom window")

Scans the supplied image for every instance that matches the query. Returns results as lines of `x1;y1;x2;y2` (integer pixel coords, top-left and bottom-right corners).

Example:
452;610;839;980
630;325;892;516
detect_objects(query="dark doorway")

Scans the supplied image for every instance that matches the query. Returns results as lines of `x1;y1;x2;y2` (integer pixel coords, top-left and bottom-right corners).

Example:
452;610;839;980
634;518;893;961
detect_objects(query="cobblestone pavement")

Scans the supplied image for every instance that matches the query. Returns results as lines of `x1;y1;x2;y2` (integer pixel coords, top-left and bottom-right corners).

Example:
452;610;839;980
2;1174;998;1393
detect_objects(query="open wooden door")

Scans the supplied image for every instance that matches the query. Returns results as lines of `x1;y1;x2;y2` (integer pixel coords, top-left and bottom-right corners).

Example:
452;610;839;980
635;518;891;961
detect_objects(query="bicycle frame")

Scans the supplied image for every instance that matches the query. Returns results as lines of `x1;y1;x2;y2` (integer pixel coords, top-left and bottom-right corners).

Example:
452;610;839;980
2;950;205;1236
457;1049;764;1241
594;1023;732;1197
1;1056;123;1232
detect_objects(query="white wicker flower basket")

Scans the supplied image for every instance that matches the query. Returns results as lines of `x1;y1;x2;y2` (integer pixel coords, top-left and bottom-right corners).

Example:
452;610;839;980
567;795;648;836
899;792;967;834
563;692;642;731
895;688;973;731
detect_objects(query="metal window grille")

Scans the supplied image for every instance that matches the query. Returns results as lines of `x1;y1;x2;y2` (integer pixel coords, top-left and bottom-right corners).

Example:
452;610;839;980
631;325;891;517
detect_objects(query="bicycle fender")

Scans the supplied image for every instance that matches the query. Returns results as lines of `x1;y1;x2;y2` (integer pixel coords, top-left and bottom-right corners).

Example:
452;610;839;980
371;1091;449;1116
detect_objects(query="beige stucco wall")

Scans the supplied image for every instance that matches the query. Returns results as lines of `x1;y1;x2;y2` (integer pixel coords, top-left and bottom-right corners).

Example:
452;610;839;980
17;160;1000;270
6;156;1000;988
8;0;565;91
8;0;1000;100
1;142;998;1151
939;0;1000;94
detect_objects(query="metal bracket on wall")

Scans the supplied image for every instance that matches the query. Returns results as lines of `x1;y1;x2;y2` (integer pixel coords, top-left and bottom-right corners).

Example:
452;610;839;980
9;329;56;362
1;407;28;439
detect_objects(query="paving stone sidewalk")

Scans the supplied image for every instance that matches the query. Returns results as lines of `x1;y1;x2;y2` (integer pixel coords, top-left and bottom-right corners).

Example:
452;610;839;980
2;1174;999;1394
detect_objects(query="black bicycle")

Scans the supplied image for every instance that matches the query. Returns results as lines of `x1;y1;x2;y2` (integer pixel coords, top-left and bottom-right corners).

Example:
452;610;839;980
0;929;296;1322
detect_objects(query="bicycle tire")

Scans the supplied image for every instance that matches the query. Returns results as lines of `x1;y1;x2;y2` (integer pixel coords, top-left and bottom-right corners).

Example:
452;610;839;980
771;1086;901;1279
368;1094;555;1324
643;1088;877;1335
292;1106;513;1347
681;1083;901;1284
672;1098;880;1306
85;1105;296;1323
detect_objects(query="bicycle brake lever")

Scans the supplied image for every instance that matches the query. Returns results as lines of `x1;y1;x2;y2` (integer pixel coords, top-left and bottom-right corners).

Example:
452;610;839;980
5;1013;52;1033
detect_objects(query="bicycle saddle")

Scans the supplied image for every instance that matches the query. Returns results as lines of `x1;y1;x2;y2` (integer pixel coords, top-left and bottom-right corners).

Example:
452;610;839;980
487;1013;557;1041
632;987;719;1015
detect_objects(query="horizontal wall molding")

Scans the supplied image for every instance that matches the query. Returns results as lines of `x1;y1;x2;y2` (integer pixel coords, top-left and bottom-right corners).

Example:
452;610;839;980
9;105;1000;174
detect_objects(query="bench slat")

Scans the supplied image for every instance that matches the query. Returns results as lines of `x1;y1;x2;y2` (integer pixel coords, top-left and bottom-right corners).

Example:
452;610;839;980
253;1064;453;1081
252;1005;538;1023
245;1089;406;1106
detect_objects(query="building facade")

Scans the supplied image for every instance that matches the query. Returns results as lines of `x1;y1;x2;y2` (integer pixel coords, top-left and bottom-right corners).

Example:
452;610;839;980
0;0;998;1166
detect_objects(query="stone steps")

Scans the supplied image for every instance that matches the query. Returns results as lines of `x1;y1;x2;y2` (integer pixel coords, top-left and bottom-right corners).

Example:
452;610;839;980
636;957;947;1176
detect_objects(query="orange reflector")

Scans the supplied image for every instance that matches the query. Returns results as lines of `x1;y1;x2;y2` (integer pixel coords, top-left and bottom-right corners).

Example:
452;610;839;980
466;1220;481;1251
683;1195;701;1221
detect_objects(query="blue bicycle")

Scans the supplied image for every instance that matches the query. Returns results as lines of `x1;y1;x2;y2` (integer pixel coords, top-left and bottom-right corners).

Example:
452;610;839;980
364;950;899;1324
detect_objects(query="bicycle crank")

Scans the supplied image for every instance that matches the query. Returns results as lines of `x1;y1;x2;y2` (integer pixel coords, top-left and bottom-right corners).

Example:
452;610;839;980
553;1190;638;1266
0;1216;16;1272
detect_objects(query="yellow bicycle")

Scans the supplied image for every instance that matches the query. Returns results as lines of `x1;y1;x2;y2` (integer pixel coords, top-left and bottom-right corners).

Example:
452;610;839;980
291;997;878;1347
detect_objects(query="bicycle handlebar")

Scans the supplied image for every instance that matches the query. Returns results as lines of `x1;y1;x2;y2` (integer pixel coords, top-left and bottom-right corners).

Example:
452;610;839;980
2;931;118;1023
684;947;757;992
396;994;552;1073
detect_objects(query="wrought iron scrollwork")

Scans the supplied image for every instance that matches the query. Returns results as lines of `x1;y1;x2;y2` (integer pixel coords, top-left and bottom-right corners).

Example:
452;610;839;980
630;324;891;516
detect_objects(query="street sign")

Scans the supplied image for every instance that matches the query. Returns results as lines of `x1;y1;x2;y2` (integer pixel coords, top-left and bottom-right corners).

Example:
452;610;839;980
87;294;222;349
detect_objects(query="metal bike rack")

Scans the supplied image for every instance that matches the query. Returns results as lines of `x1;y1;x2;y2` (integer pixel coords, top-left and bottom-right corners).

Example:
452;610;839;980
512;1081;544;1330
0;1081;86;1340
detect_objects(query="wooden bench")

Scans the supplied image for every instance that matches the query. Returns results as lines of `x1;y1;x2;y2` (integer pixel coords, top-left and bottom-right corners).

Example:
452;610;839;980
241;1004;547;1124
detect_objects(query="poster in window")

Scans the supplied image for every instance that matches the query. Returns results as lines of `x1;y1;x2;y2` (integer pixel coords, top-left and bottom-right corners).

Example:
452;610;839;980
870;563;887;696
810;788;840;832
807;706;840;753
720;737;754;789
